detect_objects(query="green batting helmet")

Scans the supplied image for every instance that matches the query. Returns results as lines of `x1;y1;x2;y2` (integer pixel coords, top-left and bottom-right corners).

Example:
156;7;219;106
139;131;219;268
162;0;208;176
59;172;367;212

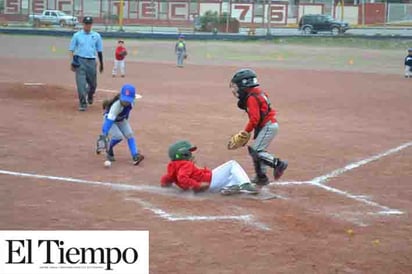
168;140;197;161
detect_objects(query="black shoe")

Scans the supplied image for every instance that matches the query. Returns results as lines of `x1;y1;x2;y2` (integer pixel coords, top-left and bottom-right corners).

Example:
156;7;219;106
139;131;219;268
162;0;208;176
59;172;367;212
87;94;94;105
78;105;87;111
132;154;144;165
274;160;288;180
251;175;269;186
106;149;115;162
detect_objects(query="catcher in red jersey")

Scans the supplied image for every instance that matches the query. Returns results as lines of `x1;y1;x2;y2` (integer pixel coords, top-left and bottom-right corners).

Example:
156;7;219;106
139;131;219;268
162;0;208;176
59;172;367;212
228;68;288;186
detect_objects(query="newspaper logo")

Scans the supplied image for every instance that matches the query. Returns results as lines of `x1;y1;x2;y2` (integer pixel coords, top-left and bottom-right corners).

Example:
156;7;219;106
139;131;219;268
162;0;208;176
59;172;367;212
0;231;149;274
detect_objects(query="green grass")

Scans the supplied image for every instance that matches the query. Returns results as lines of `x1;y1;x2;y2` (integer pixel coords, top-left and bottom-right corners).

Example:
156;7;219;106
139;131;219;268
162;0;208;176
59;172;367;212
272;37;411;50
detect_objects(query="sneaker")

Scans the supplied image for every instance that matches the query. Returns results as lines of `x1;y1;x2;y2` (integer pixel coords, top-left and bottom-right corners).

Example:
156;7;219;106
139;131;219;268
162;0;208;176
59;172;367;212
132;154;144;165
220;185;241;196
274;160;288;180
239;183;259;195
251;175;269;186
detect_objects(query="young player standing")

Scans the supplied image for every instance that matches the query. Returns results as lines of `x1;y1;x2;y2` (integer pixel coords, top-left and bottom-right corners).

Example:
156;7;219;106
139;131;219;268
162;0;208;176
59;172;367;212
174;34;187;68
404;48;412;78
227;68;288;186
112;40;128;78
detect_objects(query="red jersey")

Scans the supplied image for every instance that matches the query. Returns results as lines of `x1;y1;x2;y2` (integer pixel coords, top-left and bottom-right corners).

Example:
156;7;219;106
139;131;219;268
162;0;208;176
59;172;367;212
115;46;127;61
160;160;212;191
244;86;277;133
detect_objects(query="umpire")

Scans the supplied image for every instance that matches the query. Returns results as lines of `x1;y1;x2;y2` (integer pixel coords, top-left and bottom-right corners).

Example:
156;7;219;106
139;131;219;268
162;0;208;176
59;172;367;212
69;16;104;111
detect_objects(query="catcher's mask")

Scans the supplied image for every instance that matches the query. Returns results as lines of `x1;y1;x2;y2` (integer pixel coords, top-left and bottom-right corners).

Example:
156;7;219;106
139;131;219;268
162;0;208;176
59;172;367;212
230;68;259;90
168;140;197;161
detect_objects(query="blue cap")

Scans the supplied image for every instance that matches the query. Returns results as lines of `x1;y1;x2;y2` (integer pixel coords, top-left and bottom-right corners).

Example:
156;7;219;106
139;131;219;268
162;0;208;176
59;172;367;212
408;48;412;52
120;84;136;103
179;34;184;39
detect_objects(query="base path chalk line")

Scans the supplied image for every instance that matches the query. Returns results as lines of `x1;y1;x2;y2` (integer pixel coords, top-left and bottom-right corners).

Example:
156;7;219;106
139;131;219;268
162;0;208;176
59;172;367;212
0;169;268;230
125;198;271;231
23;82;45;86
0;169;203;199
270;141;412;215
92;88;143;99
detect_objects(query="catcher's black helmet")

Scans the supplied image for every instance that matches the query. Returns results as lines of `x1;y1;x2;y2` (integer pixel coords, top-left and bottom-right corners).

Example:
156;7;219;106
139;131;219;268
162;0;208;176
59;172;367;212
168;140;197;161
231;68;259;89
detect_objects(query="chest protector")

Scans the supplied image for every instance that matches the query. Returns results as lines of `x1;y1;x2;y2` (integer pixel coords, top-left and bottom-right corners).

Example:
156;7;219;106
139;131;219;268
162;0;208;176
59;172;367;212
238;91;272;138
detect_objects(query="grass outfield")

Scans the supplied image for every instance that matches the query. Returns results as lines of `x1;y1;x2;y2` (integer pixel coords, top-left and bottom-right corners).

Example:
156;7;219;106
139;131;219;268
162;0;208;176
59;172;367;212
271;36;412;50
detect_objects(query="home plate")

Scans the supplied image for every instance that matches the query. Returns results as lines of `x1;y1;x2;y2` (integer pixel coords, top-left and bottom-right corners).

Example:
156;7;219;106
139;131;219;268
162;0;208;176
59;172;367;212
241;188;286;200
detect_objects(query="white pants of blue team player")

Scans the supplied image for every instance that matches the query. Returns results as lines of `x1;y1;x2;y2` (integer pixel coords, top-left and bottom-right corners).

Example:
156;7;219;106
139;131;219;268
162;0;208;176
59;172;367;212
208;160;251;192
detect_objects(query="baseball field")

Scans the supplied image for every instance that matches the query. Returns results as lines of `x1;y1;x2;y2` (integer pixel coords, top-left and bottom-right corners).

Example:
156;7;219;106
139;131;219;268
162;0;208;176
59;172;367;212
0;34;411;273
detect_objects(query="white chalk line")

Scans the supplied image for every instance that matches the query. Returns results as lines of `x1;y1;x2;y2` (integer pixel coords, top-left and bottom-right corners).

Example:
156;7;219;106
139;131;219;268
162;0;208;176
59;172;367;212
3;81;143;99
270;141;412;215
311;141;412;185
23;82;45;86
97;88;143;99
125;198;271;231
0;169;212;200
0;169;267;230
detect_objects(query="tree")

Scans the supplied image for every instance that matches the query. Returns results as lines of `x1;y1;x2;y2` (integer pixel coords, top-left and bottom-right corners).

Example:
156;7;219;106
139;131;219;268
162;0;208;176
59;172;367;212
199;10;240;33
0;0;4;13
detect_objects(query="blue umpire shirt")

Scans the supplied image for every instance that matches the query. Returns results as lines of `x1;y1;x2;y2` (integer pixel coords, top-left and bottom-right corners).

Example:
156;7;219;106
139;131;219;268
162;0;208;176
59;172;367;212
69;30;103;59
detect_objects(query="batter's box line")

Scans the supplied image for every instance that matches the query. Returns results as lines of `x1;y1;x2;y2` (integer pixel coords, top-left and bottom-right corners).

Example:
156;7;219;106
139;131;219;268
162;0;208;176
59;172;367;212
125;198;271;231
0;169;271;231
270;141;412;215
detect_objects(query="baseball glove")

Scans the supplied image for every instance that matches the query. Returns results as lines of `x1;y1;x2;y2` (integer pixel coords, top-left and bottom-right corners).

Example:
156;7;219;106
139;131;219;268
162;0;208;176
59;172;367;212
96;134;109;154
71;55;80;69
184;54;188;59
227;131;251;150
120;50;128;57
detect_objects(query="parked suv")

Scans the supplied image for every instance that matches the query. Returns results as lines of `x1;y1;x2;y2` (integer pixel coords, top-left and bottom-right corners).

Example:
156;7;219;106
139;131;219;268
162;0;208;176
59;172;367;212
298;14;349;35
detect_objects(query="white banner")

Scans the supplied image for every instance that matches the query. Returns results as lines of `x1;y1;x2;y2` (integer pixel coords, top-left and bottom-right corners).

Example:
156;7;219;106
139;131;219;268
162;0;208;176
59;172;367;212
0;231;149;274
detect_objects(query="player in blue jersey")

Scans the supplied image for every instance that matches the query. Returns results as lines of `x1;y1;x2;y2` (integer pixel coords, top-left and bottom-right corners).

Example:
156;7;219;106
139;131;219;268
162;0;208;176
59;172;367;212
98;84;144;165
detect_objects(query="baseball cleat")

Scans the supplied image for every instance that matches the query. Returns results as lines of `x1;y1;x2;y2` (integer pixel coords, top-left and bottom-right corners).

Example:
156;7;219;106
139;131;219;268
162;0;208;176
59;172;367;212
220;185;241;196
132;154;144;165
239;183;259;195
251;175;269;186
274;160;288;180
106;151;115;162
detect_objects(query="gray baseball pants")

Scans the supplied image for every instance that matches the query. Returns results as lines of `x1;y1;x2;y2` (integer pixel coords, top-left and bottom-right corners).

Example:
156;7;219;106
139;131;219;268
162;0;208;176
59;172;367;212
75;57;97;107
250;121;279;174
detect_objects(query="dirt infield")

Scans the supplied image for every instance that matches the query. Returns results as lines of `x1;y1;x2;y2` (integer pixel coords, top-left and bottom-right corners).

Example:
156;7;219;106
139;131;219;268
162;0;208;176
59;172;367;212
0;36;412;273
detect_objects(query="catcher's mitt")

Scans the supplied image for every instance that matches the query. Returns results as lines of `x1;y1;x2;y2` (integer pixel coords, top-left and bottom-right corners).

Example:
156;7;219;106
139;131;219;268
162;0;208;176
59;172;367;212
96;134;109;154
120;50;128;57
184;54;188;59
227;131;251;150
